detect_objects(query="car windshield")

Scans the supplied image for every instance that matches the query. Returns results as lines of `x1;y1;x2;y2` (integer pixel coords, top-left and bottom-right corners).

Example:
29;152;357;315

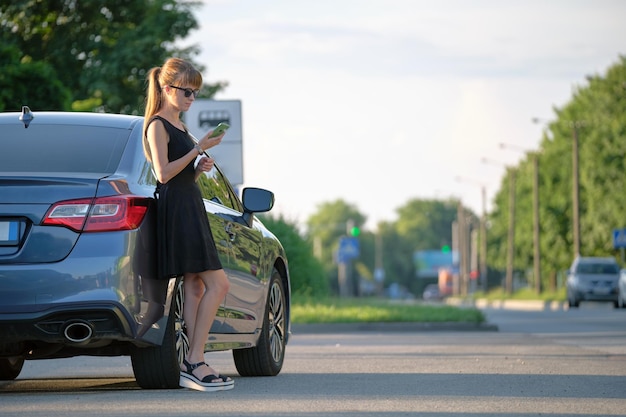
0;124;128;174
577;263;619;274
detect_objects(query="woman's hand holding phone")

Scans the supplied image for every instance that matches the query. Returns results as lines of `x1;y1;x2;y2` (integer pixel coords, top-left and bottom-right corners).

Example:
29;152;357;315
208;122;230;138
198;122;229;151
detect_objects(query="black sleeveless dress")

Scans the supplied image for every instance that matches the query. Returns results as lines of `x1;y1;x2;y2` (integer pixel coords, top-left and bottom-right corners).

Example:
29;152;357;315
148;116;223;279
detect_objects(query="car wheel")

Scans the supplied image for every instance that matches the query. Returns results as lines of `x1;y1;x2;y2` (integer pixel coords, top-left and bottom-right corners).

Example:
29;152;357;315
0;356;24;380
233;267;287;376
568;297;579;308
131;277;187;389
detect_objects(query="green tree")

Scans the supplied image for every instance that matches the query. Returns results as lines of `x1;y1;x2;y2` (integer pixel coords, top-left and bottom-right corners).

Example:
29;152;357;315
0;0;227;113
306;200;366;294
487;55;626;292
395;198;460;251
259;214;328;297
0;44;71;111
387;198;462;296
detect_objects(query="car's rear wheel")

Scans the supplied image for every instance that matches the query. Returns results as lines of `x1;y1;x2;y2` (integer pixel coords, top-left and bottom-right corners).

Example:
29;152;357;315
233;267;287;376
131;278;187;389
0;356;24;380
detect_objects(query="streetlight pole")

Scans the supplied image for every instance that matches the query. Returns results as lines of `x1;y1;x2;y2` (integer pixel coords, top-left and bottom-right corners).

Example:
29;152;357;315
455;176;488;292
499;143;542;295
571;123;581;257
482;157;515;295
506;169;516;295
532;154;541;294
533;117;583;259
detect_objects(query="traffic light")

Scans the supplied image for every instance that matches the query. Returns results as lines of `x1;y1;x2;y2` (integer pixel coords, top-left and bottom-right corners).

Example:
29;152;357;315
441;244;451;253
346;219;360;237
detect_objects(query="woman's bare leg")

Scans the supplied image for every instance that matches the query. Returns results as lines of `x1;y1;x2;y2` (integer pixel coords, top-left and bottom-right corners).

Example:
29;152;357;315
182;269;230;382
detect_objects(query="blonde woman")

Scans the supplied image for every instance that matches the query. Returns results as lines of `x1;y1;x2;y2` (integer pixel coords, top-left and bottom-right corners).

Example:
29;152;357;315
143;57;233;392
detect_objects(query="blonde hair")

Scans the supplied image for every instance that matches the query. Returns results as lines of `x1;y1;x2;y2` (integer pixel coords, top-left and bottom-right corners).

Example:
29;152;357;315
142;58;203;162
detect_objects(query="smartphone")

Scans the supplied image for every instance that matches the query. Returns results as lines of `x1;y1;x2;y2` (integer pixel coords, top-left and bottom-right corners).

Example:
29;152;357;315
209;122;230;138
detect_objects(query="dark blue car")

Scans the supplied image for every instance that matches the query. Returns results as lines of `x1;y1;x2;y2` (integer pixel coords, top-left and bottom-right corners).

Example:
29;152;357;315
0;108;290;388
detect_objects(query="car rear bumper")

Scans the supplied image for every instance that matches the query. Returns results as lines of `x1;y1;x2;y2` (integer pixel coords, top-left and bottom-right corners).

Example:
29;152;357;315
0;232;172;358
0;302;134;354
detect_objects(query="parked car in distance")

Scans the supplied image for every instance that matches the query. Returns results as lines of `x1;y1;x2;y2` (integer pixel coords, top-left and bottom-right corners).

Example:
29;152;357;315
0;108;291;389
422;284;442;301
566;256;620;308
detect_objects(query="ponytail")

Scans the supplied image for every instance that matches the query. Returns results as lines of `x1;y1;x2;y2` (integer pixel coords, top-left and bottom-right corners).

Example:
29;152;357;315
142;58;203;162
142;67;162;162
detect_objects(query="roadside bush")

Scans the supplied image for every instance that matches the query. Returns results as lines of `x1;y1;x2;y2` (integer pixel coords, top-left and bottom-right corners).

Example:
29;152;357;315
259;214;329;297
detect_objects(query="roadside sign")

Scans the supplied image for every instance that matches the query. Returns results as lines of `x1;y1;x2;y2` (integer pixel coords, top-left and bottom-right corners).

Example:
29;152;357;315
337;236;359;263
613;228;626;249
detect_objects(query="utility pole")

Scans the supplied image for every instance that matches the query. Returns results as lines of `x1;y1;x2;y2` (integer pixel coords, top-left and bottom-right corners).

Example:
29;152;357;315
532;153;541;294
572;124;580;257
456;201;468;296
455;176;488;292
499;142;542;295
505;169;516;295
533;117;584;260
482;158;516;295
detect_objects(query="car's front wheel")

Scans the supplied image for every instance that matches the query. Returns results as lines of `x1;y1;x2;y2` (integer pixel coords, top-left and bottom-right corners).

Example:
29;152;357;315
131;278;187;389
617;289;626;309
0;356;24;380
233;267;287;376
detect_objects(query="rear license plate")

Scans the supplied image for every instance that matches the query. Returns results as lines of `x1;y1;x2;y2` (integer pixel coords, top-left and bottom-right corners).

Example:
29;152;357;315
0;221;19;246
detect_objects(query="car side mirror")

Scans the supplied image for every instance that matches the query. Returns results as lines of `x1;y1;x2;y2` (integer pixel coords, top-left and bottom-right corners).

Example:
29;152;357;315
242;187;274;213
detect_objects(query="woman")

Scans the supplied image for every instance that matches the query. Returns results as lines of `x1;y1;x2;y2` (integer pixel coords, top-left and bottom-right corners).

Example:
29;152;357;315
142;57;233;392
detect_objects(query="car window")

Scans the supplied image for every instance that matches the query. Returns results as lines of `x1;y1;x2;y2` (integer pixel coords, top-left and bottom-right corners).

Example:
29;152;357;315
0;124;128;174
196;165;243;212
577;263;619;274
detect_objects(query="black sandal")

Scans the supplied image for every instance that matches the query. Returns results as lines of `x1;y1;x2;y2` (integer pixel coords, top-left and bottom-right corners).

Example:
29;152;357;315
180;359;234;392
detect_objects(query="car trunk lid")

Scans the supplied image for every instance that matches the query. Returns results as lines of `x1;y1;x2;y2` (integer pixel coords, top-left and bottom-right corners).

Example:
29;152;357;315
0;175;101;263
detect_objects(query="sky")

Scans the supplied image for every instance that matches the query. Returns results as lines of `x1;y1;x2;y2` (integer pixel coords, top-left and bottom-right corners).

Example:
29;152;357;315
184;0;626;230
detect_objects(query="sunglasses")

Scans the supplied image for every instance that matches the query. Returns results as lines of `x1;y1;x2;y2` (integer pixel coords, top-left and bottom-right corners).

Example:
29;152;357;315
169;85;199;98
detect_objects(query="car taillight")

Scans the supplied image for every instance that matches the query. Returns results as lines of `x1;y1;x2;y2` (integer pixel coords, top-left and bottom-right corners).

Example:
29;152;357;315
42;196;150;232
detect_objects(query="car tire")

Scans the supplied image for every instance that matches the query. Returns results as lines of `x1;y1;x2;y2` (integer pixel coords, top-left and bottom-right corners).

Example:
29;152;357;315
233;267;287;376
568;298;579;308
131;277;187;389
0;356;24;380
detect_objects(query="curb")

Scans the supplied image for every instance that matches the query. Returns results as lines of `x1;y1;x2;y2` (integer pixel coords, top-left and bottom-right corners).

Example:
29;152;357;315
291;322;498;334
446;298;568;311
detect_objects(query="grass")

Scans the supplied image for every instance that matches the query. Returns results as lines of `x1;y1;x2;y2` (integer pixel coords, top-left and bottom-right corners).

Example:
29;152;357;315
291;296;486;324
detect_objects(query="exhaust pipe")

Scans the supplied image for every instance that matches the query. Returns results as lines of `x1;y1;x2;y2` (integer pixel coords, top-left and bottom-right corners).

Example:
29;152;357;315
62;320;94;344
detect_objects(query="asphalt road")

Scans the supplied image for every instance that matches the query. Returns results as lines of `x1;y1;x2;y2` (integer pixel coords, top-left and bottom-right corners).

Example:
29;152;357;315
1;302;625;417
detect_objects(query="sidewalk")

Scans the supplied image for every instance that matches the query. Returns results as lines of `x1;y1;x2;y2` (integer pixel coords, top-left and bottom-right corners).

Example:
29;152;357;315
291;321;498;334
446;298;568;311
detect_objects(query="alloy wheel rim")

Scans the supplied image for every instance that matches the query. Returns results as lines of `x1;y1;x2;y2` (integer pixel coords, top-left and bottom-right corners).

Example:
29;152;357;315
268;280;285;363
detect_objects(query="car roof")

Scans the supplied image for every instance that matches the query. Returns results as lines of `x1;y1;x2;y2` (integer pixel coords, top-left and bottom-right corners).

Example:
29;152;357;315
0;111;142;129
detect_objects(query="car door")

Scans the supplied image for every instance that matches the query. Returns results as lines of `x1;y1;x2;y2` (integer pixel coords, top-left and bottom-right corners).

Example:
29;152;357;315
196;165;265;334
196;171;236;331
222;216;265;334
